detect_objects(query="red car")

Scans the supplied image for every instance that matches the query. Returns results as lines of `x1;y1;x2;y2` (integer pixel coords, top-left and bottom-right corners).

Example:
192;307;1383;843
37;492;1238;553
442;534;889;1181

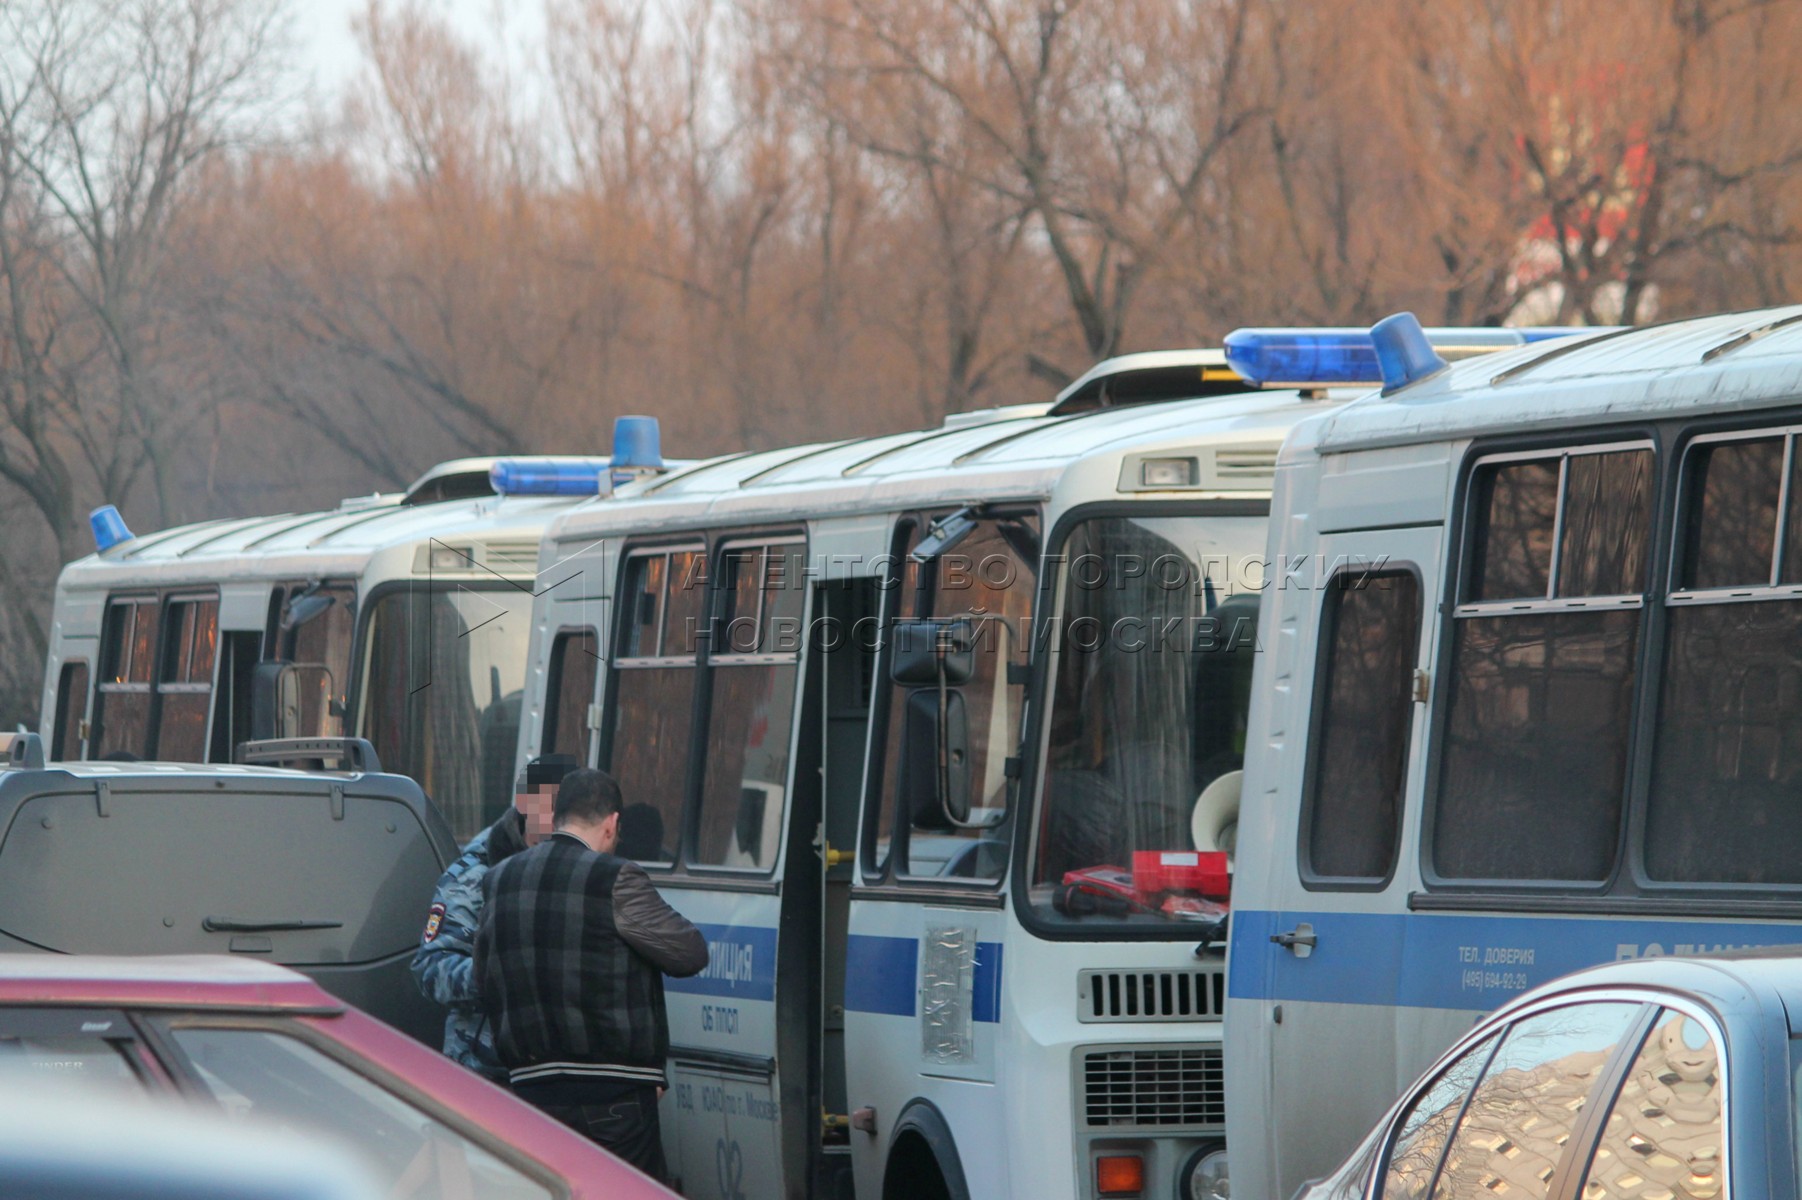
0;955;679;1200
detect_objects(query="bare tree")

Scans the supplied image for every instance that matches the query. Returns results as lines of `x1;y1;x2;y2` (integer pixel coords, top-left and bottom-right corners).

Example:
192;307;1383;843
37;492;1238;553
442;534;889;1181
0;0;286;542
780;0;1267;373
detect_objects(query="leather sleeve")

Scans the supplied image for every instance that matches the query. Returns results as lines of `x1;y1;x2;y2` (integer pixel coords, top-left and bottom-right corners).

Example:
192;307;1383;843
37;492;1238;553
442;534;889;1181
612;863;710;977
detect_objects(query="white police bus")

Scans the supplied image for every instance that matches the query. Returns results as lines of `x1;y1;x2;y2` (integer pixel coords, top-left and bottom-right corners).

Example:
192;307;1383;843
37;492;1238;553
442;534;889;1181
39;428;671;840
1222;306;1802;1200
508;332;1574;1200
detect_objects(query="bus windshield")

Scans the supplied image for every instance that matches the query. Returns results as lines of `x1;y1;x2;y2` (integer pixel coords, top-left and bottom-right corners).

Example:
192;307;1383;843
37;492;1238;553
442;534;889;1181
356;584;534;841
1028;513;1263;930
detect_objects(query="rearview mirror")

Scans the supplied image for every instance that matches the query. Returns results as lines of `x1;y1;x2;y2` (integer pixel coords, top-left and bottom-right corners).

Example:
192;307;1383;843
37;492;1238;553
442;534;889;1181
251;662;337;741
899;687;970;829
282;590;336;631
889;619;974;687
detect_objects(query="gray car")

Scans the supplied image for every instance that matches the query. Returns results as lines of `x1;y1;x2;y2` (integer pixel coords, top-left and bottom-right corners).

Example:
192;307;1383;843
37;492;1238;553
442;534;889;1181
1298;951;1802;1200
0;736;457;1042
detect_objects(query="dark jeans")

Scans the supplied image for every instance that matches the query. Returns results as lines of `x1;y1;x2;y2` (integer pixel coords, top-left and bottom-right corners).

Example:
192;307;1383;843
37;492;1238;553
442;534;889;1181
533;1086;668;1183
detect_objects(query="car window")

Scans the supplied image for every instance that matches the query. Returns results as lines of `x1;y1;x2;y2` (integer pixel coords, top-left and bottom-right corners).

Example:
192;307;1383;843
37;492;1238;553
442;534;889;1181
166;1025;554;1200
0;1008;149;1099
0;1034;145;1097
1431;1003;1645;1200
1584;1009;1723;1200
1383;1032;1500;1200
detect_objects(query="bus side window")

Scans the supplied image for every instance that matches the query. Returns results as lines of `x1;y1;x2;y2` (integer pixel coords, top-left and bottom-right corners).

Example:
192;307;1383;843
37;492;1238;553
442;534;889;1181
692;542;804;871
543;630;599;763
1647;431;1802;882
1302;570;1420;885
51;660;89;761
605;547;705;866
94;598;158;759
867;512;1034;883
1434;448;1651;883
155;596;218;761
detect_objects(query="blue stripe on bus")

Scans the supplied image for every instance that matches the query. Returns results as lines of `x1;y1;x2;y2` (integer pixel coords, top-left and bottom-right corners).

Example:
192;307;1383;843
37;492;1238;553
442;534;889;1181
844;935;1005;1022
973;942;1003;1023
664;924;778;1002
845;935;917;1016
1227;908;1802;1011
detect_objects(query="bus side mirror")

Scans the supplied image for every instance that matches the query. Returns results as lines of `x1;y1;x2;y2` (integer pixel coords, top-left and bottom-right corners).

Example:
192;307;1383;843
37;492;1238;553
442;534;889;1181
281;587;336;632
890;618;981;829
899;687;970;829
889;619;974;687
251;661;335;741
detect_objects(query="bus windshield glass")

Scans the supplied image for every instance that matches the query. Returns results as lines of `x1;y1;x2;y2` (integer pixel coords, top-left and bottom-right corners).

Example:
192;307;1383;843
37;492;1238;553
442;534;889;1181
1028;513;1264;930
357;584;534;841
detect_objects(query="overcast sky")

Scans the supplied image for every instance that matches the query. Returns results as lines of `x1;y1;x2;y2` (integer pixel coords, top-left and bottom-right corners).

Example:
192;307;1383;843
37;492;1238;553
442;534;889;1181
292;0;546;109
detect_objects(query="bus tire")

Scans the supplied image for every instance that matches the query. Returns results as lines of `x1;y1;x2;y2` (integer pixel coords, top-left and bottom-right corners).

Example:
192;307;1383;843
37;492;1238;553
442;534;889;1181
882;1101;969;1200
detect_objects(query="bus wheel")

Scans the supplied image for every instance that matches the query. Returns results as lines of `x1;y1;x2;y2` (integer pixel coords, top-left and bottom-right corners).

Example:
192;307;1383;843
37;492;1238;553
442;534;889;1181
883;1131;951;1200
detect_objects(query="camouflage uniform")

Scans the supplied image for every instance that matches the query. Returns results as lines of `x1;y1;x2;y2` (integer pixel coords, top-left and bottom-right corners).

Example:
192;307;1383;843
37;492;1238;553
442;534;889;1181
411;810;526;1081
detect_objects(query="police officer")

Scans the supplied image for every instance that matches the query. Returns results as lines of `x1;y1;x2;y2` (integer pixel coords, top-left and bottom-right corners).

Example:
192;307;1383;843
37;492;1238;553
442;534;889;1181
411;753;577;1080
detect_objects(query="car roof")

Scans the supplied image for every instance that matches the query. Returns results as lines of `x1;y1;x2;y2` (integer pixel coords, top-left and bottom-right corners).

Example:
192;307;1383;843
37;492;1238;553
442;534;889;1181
11;761;366;782
1507;950;1802;1031
0;955;344;1012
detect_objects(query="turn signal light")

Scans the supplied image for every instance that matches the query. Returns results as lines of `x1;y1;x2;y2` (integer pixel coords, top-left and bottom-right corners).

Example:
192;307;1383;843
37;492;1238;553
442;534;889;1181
1096;1154;1144;1196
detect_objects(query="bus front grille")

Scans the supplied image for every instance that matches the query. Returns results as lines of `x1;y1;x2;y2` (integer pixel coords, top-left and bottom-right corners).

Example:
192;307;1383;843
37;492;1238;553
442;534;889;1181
1080;1046;1225;1129
1078;969;1224;1022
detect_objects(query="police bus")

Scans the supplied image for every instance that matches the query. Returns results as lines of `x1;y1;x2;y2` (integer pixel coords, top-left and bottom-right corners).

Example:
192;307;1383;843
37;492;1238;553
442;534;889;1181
1222;306;1802;1200
506;333;1566;1200
39;429;671;840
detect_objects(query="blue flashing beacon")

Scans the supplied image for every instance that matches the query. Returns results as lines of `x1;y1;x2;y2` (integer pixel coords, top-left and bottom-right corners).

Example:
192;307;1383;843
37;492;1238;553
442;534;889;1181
610;416;664;477
488;459;610;496
90;504;134;552
1370;312;1450;394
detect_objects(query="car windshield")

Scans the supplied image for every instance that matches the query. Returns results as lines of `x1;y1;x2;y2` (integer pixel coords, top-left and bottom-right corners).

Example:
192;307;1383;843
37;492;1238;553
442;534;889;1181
357;585;534;841
168;1024;551;1199
1027;513;1266;929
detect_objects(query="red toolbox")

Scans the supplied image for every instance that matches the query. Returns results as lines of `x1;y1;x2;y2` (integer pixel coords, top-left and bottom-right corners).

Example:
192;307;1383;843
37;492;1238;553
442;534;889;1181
1132;850;1231;903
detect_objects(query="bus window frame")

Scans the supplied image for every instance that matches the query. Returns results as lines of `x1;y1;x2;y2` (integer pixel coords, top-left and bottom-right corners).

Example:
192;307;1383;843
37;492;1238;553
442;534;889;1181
51;658;90;762
95;593;161;759
599;539;708;875
1296;562;1425;894
854;505;1043;901
686;534;808;877
153;591;222;763
1414;429;1674;908
597;530;807;890
1664;423;1802;600
267;580;358;666
344;575;536;834
542;625;602;764
1636;420;1802;893
1009;498;1270;942
95;589;225;762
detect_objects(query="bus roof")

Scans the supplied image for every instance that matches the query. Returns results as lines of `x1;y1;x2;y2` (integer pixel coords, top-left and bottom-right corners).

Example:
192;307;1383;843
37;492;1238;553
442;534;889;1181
548;388;1342;541
57;490;608;590
1313;305;1802;454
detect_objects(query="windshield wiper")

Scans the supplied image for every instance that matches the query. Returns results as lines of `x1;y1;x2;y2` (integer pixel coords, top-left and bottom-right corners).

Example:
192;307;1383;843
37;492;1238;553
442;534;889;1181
202;916;344;933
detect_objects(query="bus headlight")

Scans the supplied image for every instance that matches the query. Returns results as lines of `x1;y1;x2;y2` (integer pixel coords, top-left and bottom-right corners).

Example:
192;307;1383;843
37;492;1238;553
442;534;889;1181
1180;1144;1228;1200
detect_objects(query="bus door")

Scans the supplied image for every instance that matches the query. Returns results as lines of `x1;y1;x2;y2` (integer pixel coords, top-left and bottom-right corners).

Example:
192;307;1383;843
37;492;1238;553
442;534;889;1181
791;574;881;1199
639;538;803;1200
1247;525;1441;1195
843;511;1035;1200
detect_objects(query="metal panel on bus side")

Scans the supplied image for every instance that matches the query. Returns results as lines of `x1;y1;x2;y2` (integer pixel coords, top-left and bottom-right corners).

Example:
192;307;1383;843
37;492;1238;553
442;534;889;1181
660;886;786;1200
218;581;275;631
844;899;1008;1199
1226;524;1441;1200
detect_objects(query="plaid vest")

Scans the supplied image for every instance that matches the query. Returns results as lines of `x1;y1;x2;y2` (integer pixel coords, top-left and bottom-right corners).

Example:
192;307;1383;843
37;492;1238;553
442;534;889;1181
476;834;669;1087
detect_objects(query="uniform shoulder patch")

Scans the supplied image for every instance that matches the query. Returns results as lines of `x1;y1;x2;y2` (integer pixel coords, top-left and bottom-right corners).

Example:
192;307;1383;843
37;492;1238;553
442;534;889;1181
422;902;446;942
